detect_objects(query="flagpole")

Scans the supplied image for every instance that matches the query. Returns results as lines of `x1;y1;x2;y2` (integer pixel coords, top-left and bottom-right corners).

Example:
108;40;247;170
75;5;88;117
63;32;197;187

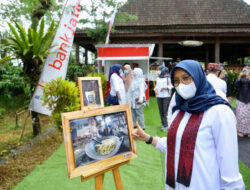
105;3;118;44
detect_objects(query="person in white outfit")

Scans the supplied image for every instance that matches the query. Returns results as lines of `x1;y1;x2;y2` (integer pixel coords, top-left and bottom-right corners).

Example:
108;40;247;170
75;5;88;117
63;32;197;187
206;63;227;101
108;64;126;105
122;64;134;103
128;68;146;130
132;60;245;190
154;66;173;131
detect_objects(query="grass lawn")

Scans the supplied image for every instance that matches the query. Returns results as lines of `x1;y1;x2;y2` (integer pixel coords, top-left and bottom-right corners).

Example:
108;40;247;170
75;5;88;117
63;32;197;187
0;95;54;162
13;97;250;190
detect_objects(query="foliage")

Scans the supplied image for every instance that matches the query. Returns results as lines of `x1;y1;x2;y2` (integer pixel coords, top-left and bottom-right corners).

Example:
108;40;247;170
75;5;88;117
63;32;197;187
66;55;95;82
0;108;6;116
80;0;137;43
42;77;80;129
0;95;30;115
0;0;63;27
226;70;239;97
5;17;57;89
0;56;12;65
0;62;30;98
231;97;236;109
87;72;107;98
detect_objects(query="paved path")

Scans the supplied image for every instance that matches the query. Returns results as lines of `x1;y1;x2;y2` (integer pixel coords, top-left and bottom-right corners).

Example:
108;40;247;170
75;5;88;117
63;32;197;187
232;108;250;168
238;136;250;168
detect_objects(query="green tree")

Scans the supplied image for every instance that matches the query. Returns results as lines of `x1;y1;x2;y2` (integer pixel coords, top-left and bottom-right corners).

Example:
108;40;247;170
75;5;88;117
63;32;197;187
0;62;30;98
66;55;95;82
80;0;137;43
5;18;57;136
0;0;62;136
0;0;63;29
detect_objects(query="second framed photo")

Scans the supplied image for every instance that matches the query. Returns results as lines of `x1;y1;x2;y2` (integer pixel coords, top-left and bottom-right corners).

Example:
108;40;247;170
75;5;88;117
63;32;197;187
78;77;104;109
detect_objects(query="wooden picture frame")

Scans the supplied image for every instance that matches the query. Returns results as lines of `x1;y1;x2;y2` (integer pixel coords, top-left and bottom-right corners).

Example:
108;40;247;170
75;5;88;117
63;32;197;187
61;104;137;179
78;77;104;109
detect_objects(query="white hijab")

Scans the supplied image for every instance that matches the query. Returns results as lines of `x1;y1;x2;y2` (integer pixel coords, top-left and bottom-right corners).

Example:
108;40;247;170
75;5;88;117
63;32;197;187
131;68;146;91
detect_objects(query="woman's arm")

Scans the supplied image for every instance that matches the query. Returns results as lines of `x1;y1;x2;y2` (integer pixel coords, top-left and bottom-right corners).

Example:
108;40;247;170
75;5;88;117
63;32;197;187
235;78;240;88
132;123;167;153
137;81;145;103
211;105;245;189
132;122;158;147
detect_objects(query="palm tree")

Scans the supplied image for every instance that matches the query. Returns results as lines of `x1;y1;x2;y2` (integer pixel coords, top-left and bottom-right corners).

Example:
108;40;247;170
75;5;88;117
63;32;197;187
5;17;56;136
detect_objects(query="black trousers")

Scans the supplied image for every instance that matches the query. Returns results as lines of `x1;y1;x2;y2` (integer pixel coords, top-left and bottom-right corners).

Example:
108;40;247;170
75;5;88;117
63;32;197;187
157;97;171;128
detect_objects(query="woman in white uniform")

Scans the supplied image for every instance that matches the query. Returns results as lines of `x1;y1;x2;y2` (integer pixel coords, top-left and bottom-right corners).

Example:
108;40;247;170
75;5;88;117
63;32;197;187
154;66;173;131
108;64;126;105
133;60;245;190
128;68;147;129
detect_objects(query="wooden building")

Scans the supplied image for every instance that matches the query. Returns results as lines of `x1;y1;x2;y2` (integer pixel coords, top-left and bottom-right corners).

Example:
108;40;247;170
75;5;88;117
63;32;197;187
75;0;250;67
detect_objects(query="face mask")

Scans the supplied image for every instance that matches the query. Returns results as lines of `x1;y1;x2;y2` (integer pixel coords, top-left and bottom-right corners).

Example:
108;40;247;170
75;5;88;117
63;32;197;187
119;70;123;76
158;70;161;75
175;82;197;100
124;70;129;74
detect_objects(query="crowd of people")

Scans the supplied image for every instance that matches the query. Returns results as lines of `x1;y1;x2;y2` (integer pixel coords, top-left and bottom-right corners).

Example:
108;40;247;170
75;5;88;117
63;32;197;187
106;59;250;139
106;63;147;130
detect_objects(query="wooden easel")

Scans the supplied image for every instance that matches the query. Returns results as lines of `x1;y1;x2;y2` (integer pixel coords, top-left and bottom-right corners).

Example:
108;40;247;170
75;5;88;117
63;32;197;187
81;161;129;190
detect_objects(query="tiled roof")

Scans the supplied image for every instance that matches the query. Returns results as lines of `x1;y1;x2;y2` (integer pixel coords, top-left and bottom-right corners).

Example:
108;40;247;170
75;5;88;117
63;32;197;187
116;0;250;26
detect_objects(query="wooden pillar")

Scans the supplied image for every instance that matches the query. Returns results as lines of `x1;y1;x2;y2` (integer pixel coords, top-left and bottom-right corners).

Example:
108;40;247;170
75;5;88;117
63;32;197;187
158;38;163;64
76;43;79;64
205;44;209;69
215;37;220;63
84;49;88;64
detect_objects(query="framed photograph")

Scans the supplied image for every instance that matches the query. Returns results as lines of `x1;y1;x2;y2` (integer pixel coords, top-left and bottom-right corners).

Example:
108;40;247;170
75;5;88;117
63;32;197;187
78;77;104;109
61;104;137;179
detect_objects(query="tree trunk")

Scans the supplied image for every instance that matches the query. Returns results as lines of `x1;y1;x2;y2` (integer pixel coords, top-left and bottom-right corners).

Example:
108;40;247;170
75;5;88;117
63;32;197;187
31;111;41;136
31;0;51;29
29;0;52;136
30;81;41;136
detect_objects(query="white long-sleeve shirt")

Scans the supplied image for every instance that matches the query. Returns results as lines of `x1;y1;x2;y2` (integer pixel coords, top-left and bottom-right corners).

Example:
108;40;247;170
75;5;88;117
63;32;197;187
207;74;227;100
155;104;245;190
154;77;173;98
110;73;126;105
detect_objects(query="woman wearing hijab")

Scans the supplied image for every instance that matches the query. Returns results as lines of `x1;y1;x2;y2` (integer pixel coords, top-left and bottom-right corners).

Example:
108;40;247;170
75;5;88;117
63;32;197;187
235;65;250;137
123;64;134;91
128;68;147;130
154;66;173;131
133;60;245;189
122;64;134;103
107;64;126;105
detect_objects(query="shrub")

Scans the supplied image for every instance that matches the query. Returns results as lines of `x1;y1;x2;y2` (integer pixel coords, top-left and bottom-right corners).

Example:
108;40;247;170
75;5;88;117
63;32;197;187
0;108;6;116
42;77;80;129
227;71;239;97
0;62;30;98
66;56;95;82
